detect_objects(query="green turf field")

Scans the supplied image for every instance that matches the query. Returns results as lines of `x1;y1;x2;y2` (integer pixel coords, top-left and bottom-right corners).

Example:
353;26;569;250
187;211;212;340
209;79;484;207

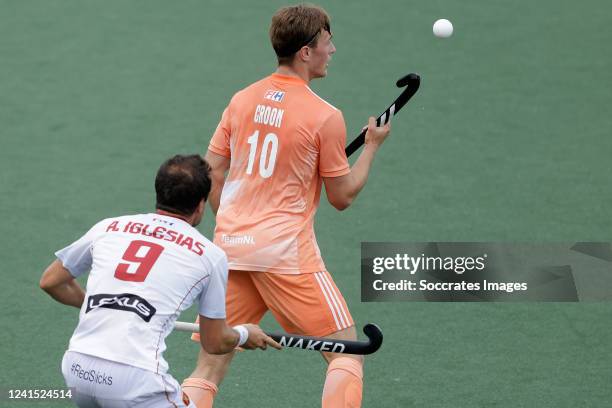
2;0;611;406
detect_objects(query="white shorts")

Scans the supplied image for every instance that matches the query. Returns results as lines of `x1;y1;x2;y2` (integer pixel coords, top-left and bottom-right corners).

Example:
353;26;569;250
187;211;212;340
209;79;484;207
61;351;195;408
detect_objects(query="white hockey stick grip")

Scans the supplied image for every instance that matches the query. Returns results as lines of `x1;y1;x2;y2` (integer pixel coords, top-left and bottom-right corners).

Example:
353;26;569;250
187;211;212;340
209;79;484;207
175;321;199;333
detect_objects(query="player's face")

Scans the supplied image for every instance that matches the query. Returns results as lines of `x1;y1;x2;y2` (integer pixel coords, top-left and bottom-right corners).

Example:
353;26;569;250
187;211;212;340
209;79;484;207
308;30;335;78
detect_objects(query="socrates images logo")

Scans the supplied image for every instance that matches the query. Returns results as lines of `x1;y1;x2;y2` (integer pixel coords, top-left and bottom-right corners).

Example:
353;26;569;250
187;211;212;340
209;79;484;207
264;90;285;102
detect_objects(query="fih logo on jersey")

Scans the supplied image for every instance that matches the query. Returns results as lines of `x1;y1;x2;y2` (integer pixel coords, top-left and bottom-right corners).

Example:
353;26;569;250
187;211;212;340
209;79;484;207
86;293;156;322
264;89;285;102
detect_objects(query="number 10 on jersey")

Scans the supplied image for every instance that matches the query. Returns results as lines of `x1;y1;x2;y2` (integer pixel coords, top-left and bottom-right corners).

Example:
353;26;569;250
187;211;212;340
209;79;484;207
246;131;278;178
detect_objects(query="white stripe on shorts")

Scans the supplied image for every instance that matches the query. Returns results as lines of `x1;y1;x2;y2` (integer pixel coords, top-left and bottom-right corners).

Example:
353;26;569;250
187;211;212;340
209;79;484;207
314;272;342;330
319;272;351;328
315;272;348;330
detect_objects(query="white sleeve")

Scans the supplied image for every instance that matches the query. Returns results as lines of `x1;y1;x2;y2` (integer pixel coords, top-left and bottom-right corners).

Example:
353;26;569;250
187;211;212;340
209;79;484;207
198;255;228;319
54;222;105;278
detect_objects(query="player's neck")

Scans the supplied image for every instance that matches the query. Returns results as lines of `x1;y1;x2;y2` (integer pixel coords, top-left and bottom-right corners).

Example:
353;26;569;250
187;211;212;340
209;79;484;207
275;65;311;84
155;209;194;226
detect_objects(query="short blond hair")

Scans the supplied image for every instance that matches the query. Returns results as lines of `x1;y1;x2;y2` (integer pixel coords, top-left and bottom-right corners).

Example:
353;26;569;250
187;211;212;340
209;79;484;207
269;4;331;65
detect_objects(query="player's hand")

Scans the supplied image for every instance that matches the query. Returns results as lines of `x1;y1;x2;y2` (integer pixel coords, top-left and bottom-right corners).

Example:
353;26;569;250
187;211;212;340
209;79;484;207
242;324;282;350
364;116;391;148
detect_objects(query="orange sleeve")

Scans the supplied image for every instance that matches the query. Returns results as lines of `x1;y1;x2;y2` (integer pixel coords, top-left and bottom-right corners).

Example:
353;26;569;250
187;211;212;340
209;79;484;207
208;105;232;158
318;110;350;177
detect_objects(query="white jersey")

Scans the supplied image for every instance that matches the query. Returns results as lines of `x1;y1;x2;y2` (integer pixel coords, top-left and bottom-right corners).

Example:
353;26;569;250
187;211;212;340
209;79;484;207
55;213;228;374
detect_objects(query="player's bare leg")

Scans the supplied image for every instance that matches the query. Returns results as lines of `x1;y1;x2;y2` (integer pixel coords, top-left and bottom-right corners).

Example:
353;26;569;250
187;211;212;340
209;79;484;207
320;325;364;408
182;349;235;408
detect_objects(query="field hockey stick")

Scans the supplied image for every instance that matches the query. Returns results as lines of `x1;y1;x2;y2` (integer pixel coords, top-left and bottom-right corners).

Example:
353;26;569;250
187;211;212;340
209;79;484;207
174;322;383;355
345;73;421;157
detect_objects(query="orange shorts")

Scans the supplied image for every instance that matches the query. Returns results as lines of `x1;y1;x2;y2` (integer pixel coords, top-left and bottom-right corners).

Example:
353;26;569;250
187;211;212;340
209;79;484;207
192;270;354;341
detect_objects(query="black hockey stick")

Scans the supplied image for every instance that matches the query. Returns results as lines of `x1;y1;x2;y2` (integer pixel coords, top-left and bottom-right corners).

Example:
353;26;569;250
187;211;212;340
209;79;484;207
345;73;421;157
174;322;383;355
267;323;383;355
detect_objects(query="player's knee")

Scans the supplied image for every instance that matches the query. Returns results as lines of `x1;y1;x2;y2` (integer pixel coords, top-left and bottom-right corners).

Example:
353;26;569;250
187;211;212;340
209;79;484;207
321;326;363;364
328;356;363;375
327;353;364;366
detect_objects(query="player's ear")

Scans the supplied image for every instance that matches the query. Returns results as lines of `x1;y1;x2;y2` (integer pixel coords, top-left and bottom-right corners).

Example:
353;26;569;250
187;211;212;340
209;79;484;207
297;46;310;62
191;199;206;226
197;199;205;213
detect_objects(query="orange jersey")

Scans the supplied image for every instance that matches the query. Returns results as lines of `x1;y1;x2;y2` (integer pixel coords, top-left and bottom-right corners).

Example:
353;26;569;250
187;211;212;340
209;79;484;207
208;73;349;274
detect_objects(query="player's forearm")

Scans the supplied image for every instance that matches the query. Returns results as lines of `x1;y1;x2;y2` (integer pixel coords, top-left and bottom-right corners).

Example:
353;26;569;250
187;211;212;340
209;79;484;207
42;280;85;308
345;144;379;201
40;260;86;308
324;144;379;210
337;116;391;208
201;324;240;354
218;326;241;353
